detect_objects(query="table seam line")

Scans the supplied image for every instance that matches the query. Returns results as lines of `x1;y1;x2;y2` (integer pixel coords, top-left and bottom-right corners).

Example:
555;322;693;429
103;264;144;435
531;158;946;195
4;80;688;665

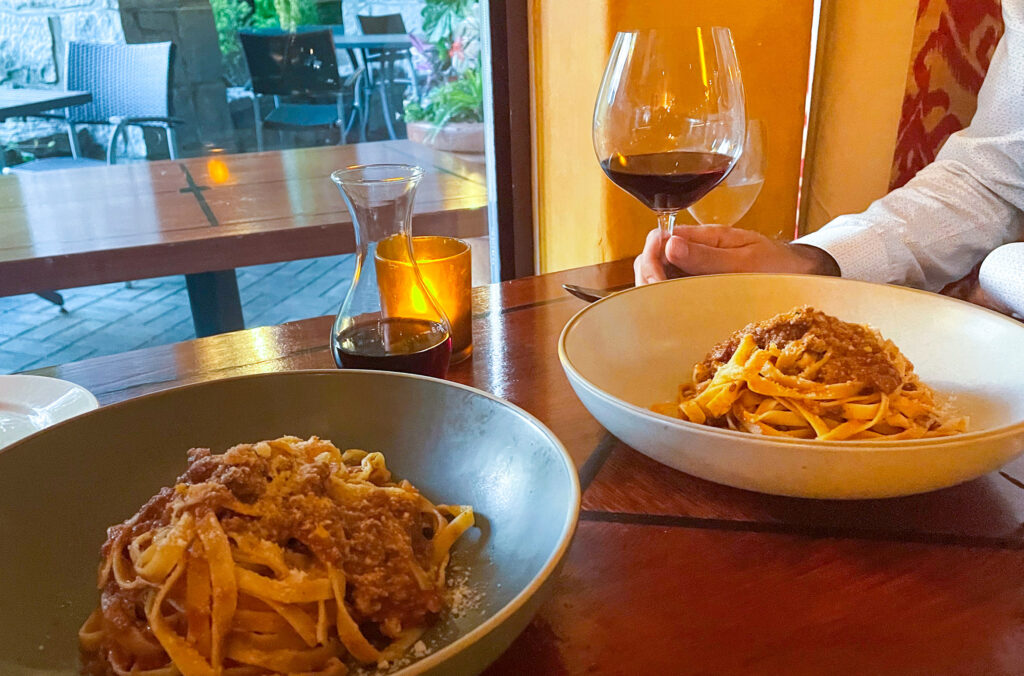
178;163;219;228
471;294;572;320
578;432;618;493
578;509;1024;551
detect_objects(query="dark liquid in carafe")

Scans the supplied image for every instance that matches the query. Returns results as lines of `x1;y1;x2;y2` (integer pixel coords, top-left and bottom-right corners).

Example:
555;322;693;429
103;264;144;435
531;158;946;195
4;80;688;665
332;317;452;378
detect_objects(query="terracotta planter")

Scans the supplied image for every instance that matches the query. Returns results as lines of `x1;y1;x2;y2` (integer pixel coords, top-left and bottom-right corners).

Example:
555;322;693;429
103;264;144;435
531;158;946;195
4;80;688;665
406;121;485;154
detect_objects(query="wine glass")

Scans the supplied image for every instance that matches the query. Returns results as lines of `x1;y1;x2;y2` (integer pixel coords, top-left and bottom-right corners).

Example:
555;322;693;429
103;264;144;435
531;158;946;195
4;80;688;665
688;118;765;226
593;28;746;236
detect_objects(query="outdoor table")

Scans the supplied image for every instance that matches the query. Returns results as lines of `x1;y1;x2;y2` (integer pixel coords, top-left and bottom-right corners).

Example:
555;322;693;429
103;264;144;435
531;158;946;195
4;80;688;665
331;31;413;51
37;258;1024;675
0;88;92;169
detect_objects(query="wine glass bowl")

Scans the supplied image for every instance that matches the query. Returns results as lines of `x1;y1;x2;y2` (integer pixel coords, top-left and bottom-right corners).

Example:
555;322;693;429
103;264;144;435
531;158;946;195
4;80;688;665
593;28;746;234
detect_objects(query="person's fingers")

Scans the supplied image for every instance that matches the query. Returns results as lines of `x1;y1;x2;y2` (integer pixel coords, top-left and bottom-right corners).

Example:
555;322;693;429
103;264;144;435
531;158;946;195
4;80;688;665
664;237;757;274
634;227;668;285
669;225;764;248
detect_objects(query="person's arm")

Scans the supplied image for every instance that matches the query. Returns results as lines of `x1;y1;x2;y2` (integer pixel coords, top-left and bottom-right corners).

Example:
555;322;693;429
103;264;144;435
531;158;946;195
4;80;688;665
636;7;1024;288
796;14;1024;290
633;225;837;285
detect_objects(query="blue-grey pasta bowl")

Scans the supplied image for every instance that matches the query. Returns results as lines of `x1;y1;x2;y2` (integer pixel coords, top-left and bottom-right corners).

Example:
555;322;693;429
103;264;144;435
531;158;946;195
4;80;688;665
0;370;579;675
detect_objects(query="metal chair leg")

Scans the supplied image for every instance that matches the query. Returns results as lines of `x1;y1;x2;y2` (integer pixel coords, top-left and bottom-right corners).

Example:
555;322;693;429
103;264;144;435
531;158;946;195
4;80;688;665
405;56;419;100
66;120;82;159
252;95;264;152
166;126;179;160
360;86;372;142
36;291;69;314
378;83;397;140
106;120;129;164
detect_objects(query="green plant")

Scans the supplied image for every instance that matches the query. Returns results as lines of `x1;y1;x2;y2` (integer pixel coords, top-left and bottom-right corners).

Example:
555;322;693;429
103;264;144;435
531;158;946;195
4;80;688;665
405;0;482;129
422;0;474;46
419;0;479;75
251;0;283;29
210;0;251;83
405;68;483;127
273;0;318;32
209;0;317;85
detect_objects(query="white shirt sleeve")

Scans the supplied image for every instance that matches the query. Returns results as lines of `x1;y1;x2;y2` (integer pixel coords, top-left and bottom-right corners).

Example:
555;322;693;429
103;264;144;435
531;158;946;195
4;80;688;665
796;2;1024;291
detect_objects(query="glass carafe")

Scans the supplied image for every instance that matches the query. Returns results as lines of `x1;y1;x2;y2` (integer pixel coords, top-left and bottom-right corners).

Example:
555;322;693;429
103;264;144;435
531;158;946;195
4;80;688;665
330;164;453;378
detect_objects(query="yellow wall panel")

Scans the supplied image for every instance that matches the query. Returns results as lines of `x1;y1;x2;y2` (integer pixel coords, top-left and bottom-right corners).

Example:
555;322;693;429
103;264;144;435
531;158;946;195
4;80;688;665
802;0;918;233
529;0;610;272
532;0;815;272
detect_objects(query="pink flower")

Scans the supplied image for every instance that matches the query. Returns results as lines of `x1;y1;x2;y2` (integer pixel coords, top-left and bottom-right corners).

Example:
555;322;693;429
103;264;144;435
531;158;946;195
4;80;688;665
449;37;465;61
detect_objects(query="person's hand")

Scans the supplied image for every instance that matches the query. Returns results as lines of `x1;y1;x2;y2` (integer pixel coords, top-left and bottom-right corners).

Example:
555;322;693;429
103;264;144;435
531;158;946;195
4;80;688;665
634;225;840;285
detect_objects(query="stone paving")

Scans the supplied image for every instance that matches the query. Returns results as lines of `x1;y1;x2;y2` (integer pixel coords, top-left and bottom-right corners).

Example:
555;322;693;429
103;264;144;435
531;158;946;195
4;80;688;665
0;254;355;374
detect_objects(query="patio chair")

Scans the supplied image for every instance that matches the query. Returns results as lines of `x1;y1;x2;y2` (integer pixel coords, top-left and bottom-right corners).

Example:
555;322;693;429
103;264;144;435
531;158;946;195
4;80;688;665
238;28;361;151
357;13;419;99
8;41;180;312
7;41;181;173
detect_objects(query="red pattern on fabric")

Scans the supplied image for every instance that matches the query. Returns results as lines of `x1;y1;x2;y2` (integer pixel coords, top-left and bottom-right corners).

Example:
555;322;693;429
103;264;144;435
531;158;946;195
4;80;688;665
890;0;1003;190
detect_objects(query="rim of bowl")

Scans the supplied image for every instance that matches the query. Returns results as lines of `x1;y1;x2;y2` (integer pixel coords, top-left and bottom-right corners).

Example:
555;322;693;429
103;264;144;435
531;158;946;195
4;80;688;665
558;273;1024;450
0;373;99;405
0;369;581;675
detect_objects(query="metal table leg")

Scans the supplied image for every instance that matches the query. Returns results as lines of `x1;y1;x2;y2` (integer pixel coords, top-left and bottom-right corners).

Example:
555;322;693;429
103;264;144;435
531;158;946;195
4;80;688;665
185;270;245;338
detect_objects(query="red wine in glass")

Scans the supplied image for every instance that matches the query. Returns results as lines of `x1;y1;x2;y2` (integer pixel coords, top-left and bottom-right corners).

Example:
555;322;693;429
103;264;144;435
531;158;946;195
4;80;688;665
332;316;452;378
600;151;734;212
593;28;745;233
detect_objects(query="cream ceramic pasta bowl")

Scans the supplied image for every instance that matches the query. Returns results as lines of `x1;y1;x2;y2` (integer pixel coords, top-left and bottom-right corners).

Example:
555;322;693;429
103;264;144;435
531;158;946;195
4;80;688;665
558;274;1024;499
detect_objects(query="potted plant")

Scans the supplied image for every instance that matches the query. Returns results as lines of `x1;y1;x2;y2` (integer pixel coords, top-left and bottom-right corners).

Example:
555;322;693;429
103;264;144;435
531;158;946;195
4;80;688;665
404;0;484;154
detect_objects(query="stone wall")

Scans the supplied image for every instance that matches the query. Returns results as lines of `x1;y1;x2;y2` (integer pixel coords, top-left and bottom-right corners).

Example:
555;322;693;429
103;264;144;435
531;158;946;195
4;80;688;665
119;0;233;152
0;0;124;148
0;0;123;87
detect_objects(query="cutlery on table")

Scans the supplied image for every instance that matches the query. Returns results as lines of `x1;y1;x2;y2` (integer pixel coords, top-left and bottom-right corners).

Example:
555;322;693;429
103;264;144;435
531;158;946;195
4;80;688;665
562;283;633;303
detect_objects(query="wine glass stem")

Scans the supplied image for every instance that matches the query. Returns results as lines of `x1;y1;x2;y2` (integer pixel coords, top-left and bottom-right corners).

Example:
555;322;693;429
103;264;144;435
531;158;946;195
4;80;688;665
658;211;676;238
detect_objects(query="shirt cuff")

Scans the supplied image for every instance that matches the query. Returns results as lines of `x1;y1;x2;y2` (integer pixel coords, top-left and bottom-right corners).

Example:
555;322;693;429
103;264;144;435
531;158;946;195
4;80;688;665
794;217;894;284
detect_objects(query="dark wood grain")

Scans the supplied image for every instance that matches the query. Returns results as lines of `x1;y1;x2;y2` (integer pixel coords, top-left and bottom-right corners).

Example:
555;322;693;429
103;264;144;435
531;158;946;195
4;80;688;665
485;520;1024;676
0;141;486;294
583;443;1024;546
26;257;1024;674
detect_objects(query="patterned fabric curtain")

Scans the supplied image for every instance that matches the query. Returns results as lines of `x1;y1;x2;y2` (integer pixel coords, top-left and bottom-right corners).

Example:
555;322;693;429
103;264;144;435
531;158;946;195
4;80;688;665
890;0;1004;190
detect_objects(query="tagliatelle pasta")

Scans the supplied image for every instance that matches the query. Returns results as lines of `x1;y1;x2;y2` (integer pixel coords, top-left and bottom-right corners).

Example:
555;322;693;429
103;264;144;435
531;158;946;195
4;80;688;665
653;307;967;441
79;436;474;675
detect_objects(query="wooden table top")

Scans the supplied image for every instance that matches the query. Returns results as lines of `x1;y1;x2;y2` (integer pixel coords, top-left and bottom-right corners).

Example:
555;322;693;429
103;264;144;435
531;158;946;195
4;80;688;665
36;259;1024;675
0;88;91;120
0;140;487;295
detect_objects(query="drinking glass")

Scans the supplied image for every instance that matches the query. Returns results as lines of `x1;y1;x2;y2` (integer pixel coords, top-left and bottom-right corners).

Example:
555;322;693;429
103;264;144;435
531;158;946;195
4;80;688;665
330;164;453;379
593;28;746;235
376;235;473;363
688;118;765;226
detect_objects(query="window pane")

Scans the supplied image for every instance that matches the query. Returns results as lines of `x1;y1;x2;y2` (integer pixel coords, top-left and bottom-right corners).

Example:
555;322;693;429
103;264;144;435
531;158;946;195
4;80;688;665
0;0;495;373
